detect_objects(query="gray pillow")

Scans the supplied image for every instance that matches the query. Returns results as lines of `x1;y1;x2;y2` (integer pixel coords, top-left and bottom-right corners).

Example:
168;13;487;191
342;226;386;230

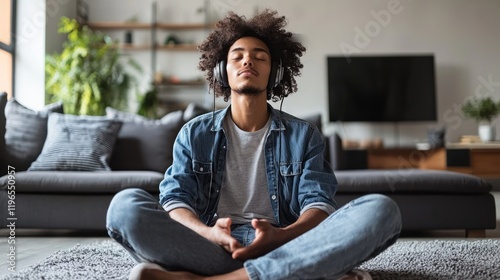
183;102;210;122
0;92;7;176
5;99;64;171
28;113;122;171
106;107;184;173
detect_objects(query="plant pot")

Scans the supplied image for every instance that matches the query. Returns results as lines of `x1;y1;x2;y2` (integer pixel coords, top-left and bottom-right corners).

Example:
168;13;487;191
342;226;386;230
478;123;495;142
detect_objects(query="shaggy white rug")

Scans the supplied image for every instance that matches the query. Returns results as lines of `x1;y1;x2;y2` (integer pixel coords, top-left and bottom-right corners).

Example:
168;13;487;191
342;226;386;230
358;239;500;280
2;239;500;279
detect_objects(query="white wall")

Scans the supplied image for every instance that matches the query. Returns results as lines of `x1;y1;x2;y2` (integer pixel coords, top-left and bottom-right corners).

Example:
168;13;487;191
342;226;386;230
41;0;500;145
220;0;500;146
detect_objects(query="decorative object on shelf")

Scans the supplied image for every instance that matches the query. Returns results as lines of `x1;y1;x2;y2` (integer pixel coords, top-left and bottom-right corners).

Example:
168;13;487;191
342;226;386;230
415;142;431;150
459;135;482;144
154;72;165;84
359;138;383;149
427;127;445;148
137;87;159;119
156;76;205;86
126;16;139;23
125;30;133;44
461;97;500;142
478;123;495;142
45;17;142;116
164;34;180;46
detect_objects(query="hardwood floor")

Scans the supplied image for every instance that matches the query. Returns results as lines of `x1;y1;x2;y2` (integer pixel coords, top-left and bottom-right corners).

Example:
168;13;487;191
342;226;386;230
1;192;499;278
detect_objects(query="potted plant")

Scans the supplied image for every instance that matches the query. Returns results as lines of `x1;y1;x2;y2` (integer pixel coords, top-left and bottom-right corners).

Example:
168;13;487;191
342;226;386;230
461;97;500;142
45;17;141;116
137;87;159;119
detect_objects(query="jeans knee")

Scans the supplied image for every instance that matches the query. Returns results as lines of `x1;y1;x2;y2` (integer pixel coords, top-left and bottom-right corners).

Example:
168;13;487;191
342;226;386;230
364;194;402;231
368;194;399;212
106;188;150;232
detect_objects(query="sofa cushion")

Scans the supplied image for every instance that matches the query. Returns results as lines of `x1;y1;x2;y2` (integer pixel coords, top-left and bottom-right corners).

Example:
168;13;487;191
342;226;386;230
0;170;162;194
0;92;7;176
183;102;211;122
5;99;64;171
335;169;492;194
106;107;184;173
28;113;122;171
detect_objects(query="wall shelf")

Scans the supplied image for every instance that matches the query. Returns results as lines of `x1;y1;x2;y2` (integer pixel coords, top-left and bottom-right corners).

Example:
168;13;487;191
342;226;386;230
155;80;205;87
157;23;211;30
88;22;211;30
83;0;212;115
87;22;152;29
109;44;198;51
118;43;152;50
157;44;198;51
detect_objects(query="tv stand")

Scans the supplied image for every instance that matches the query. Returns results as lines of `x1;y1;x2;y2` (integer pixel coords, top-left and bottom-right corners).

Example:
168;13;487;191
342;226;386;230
342;144;500;179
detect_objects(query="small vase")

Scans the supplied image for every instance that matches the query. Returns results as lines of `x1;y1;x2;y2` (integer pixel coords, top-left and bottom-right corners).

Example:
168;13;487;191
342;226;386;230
478;123;495;142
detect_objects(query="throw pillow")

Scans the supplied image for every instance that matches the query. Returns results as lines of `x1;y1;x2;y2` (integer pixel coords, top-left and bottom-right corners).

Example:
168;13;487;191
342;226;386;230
28;113;122;171
5;99;64;171
106;107;184;173
183;102;210;122
0;92;7;176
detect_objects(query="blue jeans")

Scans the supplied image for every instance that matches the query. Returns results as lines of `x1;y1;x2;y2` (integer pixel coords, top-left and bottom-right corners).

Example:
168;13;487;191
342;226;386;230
106;189;401;279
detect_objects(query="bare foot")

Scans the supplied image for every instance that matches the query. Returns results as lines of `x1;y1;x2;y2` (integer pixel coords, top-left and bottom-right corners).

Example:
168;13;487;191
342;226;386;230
129;263;249;280
129;263;203;280
338;269;372;280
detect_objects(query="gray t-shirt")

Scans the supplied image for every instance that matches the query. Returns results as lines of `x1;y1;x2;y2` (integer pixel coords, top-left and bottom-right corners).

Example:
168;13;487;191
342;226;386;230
216;114;275;224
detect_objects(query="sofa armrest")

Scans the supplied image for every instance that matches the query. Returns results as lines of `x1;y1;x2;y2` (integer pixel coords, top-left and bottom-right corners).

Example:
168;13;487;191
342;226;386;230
325;133;368;170
0;92;7;177
326;133;345;170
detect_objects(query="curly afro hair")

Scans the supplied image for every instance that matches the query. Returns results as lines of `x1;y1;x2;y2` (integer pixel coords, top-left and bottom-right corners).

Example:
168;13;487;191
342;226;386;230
198;9;306;102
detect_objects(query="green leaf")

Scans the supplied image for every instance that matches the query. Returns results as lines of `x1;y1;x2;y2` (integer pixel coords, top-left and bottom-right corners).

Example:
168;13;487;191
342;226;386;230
461;97;500;123
45;16;141;116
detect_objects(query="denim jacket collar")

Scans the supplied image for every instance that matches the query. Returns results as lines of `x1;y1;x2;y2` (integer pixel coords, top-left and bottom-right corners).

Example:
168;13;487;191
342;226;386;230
211;103;286;132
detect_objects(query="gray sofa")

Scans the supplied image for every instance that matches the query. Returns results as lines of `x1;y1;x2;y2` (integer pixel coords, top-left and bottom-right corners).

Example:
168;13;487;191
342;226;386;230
326;134;496;237
334;169;495;237
0;92;206;230
0;92;496;236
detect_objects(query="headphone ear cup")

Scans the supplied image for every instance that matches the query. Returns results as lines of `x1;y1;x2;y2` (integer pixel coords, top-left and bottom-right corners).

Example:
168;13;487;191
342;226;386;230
267;59;284;91
214;60;229;88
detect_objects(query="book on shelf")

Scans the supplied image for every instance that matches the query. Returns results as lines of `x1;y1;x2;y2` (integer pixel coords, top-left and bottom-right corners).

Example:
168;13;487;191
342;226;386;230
459;135;482;144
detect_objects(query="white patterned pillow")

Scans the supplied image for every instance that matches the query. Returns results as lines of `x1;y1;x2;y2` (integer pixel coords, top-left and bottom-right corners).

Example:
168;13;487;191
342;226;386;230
28;113;122;171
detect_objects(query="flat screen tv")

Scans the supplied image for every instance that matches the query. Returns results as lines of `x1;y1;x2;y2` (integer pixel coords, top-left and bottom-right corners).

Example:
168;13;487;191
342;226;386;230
328;55;436;122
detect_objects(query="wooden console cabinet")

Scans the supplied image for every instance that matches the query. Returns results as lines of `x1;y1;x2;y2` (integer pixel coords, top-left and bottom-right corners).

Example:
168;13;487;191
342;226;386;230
350;143;500;179
445;143;500;178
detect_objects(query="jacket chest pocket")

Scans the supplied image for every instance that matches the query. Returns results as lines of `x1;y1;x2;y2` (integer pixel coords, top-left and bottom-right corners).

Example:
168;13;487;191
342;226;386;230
192;160;214;211
193;161;212;175
279;162;302;197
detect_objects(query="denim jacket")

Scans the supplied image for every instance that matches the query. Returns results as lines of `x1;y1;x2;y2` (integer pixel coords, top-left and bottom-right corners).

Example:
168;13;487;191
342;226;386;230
159;104;338;227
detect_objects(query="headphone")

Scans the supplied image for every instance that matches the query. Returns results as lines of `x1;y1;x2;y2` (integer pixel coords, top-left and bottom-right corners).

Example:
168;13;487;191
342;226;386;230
214;59;284;91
